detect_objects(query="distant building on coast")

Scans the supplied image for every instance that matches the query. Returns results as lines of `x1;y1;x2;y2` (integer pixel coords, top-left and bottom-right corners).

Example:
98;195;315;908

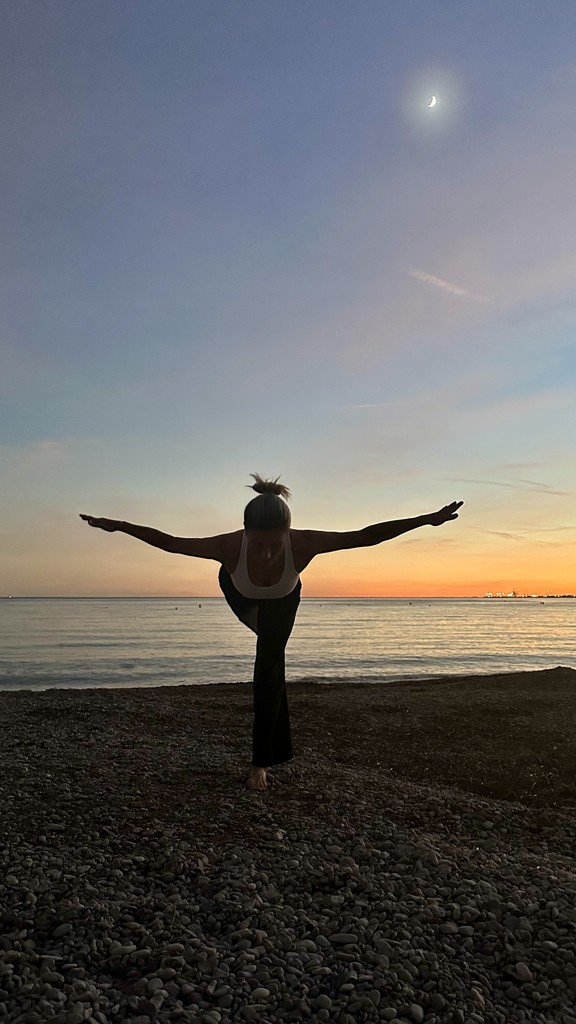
484;591;576;598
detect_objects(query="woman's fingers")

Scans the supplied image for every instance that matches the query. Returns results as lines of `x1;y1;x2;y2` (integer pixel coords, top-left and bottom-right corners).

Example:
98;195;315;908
448;500;464;518
80;514;101;527
430;500;463;525
80;516;119;532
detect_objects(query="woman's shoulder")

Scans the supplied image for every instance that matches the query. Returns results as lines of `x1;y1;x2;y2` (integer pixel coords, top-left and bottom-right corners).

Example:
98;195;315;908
289;529;315;570
221;530;244;573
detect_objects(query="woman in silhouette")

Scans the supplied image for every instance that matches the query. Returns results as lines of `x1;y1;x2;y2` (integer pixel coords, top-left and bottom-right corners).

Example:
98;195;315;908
81;474;463;790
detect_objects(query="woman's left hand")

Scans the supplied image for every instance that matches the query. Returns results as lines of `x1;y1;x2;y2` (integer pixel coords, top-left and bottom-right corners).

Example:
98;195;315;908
428;501;464;526
80;514;121;532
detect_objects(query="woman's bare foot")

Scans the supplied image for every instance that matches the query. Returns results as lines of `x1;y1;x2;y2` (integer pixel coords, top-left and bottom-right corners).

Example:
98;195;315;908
247;767;269;790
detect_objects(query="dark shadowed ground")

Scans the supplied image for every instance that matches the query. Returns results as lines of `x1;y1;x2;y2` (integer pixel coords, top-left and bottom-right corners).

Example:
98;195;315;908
289;666;576;811
2;667;575;853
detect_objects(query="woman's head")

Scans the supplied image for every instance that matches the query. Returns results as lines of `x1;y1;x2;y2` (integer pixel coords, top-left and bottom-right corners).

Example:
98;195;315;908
243;473;292;533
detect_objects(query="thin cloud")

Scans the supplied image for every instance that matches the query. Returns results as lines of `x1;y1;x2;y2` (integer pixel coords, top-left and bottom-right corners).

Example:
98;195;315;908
343;400;415;409
533;526;576;533
495;461;547;471
0;440;71;465
407;268;490;303
445;476;572;496
470;527;523;541
517;477;569;491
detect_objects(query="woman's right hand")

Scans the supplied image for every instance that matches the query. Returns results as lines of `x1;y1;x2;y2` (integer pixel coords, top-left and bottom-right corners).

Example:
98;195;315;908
79;514;121;532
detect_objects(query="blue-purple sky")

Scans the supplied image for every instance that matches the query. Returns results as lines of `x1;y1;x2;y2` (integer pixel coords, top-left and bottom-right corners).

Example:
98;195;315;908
2;1;575;596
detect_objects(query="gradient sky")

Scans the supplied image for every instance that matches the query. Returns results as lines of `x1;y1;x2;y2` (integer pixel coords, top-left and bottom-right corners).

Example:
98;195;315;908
2;0;575;597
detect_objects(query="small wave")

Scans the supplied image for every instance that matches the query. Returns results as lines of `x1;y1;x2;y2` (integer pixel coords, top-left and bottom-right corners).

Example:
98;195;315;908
56;642;137;649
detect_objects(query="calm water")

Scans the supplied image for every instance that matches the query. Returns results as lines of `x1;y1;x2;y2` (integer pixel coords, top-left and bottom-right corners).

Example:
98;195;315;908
0;598;574;691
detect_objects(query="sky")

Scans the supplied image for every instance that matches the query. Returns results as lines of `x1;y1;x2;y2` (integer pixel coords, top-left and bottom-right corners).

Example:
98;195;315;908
1;0;575;597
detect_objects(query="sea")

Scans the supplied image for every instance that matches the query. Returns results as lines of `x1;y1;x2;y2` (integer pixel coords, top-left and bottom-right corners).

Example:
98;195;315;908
0;597;574;692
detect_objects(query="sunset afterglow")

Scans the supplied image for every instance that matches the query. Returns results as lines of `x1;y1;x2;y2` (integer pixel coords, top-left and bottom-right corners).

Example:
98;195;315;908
1;3;574;598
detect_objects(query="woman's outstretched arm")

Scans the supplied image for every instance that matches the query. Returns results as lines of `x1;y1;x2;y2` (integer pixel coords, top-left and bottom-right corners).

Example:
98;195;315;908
362;500;464;544
299;501;464;557
80;515;178;551
79;515;230;560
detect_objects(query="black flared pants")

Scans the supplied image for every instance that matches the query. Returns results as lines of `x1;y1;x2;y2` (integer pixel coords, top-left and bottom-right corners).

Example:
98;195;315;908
218;566;302;767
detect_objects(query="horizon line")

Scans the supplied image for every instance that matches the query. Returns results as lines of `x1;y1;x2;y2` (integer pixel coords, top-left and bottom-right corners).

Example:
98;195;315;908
4;594;574;600
2;594;481;600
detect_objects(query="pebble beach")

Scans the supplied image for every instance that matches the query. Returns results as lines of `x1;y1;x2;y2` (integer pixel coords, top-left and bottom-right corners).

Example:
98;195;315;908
1;666;576;1024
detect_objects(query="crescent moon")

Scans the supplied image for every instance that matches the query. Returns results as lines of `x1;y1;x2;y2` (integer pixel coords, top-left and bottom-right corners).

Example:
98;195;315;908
428;95;437;108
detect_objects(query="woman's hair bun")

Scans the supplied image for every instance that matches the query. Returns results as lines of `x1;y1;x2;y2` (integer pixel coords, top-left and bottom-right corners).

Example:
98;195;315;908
247;473;291;501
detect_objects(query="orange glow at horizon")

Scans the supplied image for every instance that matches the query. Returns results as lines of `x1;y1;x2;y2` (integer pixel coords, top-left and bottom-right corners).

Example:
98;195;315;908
299;570;576;598
3;526;574;598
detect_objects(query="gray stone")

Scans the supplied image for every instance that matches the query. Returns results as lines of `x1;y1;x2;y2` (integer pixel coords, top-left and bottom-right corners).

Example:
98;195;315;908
146;977;164;993
241;1007;268;1020
429;993;446;1011
316;995;332;1009
514;961;533;982
505;985;521;1000
470;987;485;1007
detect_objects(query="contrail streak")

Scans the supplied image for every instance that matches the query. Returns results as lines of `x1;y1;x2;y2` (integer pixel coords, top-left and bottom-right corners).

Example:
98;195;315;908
408;268;489;303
